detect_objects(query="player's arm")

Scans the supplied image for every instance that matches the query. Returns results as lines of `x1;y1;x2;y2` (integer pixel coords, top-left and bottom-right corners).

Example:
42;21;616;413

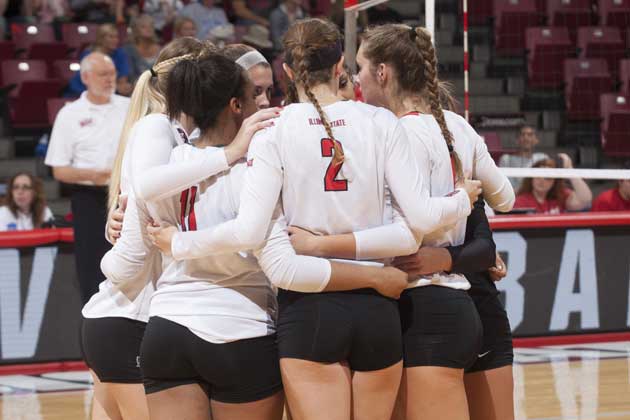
385;119;479;238
256;215;408;299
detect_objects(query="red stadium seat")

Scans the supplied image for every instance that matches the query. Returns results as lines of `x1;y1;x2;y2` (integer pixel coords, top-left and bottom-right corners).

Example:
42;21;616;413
10;23;56;50
598;0;630;38
467;0;493;24
8;80;65;128
620;59;630;95
577;26;625;77
1;60;48;97
494;0;543;56
600;93;630;156
61;23;99;52
52;59;80;84
47;97;74;125
0;41;16;60
547;0;594;43
480;132;505;162
27;42;70;75
526;27;574;89
564;59;615;120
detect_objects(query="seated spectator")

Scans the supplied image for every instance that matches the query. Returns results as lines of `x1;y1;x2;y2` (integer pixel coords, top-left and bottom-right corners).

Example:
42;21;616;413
499;125;549;190
179;0;228;40
142;0;182;32
367;3;402;25
270;0;304;52
123;14;161;84
67;23;132;96
241;23;272;51
0;172;53;231
338;64;355;101
233;0;276;27
592;162;630;211
69;0;119;23
24;0;72;23
173;15;197;38
514;155;592;214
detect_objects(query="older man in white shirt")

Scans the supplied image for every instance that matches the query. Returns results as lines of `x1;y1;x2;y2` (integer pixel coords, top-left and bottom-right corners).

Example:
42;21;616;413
45;52;130;304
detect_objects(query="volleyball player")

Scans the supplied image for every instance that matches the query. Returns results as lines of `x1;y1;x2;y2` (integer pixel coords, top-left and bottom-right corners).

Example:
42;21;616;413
81;38;210;420
354;24;515;420
148;18;482;420
221;44;274;109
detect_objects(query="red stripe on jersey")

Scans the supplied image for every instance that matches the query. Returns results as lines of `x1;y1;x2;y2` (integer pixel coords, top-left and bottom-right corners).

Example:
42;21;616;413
179;189;189;232
402;111;420;117
188;186;198;231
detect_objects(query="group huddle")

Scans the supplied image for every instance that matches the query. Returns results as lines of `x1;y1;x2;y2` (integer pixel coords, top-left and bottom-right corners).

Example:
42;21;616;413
80;18;517;420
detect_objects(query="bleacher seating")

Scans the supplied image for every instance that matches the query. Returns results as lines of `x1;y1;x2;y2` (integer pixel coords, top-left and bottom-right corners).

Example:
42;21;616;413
598;0;630;39
0;41;16;61
47;98;73;125
564;58;615;120
620;59;630;95
10;24;56;50
27;42;70;75
52;60;80;85
547;0;594;43
526;27;574;89
61;23;99;53
577;26;625;77
600;93;630;156
494;0;543;56
1;60;49;97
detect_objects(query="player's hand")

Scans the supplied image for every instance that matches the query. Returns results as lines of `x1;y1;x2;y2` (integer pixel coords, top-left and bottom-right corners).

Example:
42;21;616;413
461;179;482;208
392;247;453;277
372;267;409;299
489;252;507;282
225;107;281;164
147;223;177;255
287;226;321;256
107;194;127;244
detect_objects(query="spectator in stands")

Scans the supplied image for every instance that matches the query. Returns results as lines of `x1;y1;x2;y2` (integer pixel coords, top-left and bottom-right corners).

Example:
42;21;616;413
0;173;53;231
592;161;630;212
233;0;276;27
142;0;182;33
499;125;549;190
178;0;228;40
45;52;130;304
270;0;304;52
24;0;72;23
367;3;402;25
514;155;592;214
173;15;197;38
1;0;25;36
67;23;133;97
123;14;161;84
69;0;121;23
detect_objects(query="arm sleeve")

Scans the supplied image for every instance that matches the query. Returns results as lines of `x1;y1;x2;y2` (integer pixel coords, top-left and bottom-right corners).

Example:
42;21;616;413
136;145;229;203
353;189;420;259
468;124;515;213
385;118;471;239
255;215;332;292
171;129;284;260
446;197;496;274
44;108;74;167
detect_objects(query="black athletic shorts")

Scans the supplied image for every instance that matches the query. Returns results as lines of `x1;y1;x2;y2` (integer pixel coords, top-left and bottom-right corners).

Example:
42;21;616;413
80;316;146;383
400;286;483;369
140;316;282;403
466;293;514;373
277;288;402;372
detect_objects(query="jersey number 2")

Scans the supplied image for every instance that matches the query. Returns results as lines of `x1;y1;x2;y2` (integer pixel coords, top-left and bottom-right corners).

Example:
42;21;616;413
320;138;348;191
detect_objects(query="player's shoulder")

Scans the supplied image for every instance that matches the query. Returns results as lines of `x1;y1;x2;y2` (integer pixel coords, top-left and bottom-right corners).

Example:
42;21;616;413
347;101;399;124
170;142;196;161
134;112;171;131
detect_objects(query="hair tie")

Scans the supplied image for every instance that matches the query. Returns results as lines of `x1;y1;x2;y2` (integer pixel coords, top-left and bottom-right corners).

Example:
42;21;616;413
447;143;454;153
150;67;157;78
409;27;418;42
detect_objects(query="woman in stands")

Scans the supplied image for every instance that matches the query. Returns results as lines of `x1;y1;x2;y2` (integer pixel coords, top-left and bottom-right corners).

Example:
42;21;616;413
515;155;592;214
81;37;217;420
148;18;481;420
0;172;53;231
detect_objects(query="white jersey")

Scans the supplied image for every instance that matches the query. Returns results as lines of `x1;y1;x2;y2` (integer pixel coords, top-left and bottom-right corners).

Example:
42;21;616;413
148;143;332;343
170;101;472;261
86;113;208;320
394;110;514;289
0;206;53;231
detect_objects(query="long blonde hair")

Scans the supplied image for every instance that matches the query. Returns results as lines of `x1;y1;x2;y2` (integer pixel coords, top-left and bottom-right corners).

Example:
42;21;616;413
107;37;209;211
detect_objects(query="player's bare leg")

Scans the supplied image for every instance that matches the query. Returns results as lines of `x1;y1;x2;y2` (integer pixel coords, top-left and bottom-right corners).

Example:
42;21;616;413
464;366;514;420
147;383;210;420
404;366;470;420
280;358;352;420
351;361;403;420
210;391;284;420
